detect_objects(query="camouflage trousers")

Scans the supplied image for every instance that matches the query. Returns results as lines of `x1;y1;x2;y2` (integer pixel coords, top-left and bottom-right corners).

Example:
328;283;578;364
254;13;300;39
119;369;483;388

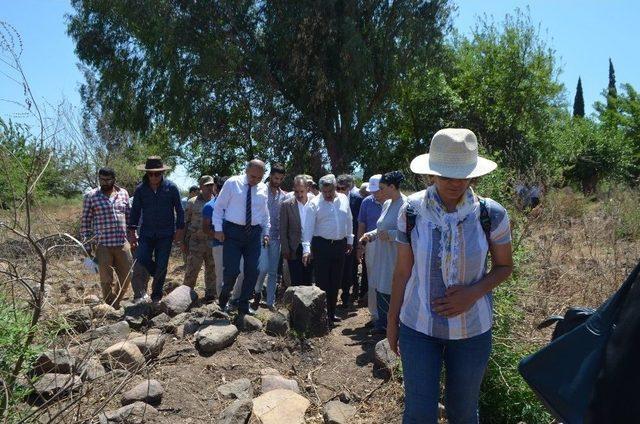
183;240;216;297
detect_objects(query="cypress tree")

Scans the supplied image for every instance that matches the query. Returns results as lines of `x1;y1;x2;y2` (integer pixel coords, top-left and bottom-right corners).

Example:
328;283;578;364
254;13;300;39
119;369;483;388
573;77;585;117
607;58;617;109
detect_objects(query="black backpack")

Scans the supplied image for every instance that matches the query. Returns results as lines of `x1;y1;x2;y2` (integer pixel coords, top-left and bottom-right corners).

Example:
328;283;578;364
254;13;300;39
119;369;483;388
537;307;596;341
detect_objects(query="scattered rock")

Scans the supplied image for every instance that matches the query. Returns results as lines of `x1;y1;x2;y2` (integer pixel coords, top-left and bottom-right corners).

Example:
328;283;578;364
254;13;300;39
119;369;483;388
217;399;253;424
323;400;357;424
260;367;280;376
374;338;398;375
265;310;289;337
240;337;273;354
100;341;145;373
84;321;130;351
195;323;239;355
130;333;166;361
162;312;191;333
121;379;164;406
234;314;263;332
162;279;181;295
83;294;101;305
32;349;75;375
252;389;310;424
190;303;228;320
150;313;171;328
125;314;146;330
31;373;82;402
101;401;159;423
261;374;299;394
218;378;253;400
174;319;201;338
63;306;93;333
161;285;197;316
283;286;327;337
77;356;106;381
92;303;121;320
123;302;152;318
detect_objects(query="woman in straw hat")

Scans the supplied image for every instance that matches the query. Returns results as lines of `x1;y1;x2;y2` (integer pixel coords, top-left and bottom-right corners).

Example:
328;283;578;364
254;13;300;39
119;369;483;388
387;129;513;423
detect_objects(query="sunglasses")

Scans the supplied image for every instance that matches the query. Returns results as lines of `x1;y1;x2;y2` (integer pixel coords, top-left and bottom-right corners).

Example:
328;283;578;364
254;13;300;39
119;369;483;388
147;171;163;177
336;186;348;191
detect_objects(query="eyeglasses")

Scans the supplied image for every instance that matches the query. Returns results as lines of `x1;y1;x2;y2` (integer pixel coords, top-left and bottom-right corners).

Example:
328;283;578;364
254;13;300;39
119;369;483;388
98;177;114;182
336;186;348;191
147;172;163;177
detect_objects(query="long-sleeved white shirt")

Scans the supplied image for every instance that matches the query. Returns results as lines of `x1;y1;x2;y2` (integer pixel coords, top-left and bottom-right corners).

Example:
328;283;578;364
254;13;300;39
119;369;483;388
301;192;353;254
212;174;270;236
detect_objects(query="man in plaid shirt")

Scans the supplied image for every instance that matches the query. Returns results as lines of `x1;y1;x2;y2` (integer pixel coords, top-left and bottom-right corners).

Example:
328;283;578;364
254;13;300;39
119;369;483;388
80;167;133;309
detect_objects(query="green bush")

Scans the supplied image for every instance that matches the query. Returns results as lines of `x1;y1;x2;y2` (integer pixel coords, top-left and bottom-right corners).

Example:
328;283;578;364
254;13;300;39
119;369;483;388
0;294;43;422
480;244;552;423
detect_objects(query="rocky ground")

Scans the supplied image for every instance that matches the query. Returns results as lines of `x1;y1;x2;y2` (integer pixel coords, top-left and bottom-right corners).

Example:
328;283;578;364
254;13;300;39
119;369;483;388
24;257;411;424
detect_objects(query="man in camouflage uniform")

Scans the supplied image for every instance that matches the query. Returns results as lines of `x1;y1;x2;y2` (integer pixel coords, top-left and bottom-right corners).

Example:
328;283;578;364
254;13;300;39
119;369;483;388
183;175;217;300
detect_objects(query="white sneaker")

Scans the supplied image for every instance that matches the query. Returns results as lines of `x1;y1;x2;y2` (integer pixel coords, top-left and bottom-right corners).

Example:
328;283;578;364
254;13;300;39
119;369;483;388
132;294;150;305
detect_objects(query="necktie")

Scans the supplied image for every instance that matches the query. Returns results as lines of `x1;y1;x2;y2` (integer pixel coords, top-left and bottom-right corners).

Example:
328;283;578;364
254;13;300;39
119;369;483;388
245;184;252;232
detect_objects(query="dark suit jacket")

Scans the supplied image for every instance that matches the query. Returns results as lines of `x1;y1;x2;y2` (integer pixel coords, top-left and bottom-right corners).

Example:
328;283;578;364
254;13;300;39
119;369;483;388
280;196;304;259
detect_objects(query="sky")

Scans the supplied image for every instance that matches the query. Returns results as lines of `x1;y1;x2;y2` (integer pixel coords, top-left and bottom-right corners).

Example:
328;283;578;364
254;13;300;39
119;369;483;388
1;0;639;188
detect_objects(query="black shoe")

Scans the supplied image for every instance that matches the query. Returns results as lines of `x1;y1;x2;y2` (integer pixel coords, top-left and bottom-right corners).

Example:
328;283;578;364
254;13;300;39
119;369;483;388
331;315;342;323
251;293;261;311
371;327;386;336
218;293;230;310
364;320;374;328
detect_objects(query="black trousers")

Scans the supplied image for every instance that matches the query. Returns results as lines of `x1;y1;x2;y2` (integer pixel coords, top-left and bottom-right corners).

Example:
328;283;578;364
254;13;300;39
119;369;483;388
341;247;359;304
288;244;313;286
312;236;346;320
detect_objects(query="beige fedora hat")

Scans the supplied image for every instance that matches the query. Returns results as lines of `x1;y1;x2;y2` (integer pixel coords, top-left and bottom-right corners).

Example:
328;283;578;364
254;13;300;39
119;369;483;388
409;128;497;178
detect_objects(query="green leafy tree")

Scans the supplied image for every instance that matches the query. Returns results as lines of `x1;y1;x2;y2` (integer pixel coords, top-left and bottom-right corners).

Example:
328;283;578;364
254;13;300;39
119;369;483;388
573;77;585;118
67;0;453;174
449;10;565;173
608;58;618;108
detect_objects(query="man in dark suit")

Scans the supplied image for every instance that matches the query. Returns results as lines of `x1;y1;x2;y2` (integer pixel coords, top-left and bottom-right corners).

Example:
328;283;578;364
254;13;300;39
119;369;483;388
336;174;362;307
280;175;313;286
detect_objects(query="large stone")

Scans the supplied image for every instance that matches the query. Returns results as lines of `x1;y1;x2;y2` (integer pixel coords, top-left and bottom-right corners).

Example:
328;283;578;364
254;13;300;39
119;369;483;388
92;303;121;320
32;373;82;401
161;285;197;316
162;312;191;333
150;313;171;328
121;379;164;406
195;323;239;354
252;389;310;424
323;400;357;424
129;333;166;361
101;401;159;423
374;338;398;375
83;294;101;305
100;341;146;373
218;378;253;400
123;302;152;318
174;319;201;338
77;356;106;381
282;286;327;337
261;374;300;394
265;311;289;337
83;321;130;351
218;399;253;424
190;303;228;320
32;349;75;375
63;306;93;333
234;314;263;332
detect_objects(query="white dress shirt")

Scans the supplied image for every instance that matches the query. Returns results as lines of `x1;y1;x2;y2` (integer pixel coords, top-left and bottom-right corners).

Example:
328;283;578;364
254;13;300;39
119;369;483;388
297;199;308;227
212;174;270;236
301;192;353;254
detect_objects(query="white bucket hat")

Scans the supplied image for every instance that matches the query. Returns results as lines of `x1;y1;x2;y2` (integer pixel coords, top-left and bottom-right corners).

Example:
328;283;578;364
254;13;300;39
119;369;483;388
368;174;382;192
410;128;497;178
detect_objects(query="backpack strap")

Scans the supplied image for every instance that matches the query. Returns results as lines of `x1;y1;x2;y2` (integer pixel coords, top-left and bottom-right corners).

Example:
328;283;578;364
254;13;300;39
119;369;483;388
405;204;418;244
478;197;491;246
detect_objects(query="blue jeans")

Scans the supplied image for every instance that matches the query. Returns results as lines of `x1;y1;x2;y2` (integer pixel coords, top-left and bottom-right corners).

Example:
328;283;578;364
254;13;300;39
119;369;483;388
221;221;262;313
375;291;391;330
255;239;281;306
134;235;173;301
399;323;492;424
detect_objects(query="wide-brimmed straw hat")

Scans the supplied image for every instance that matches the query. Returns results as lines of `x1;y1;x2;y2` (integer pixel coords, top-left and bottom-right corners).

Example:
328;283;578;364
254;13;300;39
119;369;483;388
136;156;172;172
409;128;497;179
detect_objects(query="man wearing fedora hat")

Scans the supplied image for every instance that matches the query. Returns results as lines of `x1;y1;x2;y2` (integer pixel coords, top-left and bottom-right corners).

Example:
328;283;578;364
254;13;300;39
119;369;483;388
183;175;217;301
128;156;185;303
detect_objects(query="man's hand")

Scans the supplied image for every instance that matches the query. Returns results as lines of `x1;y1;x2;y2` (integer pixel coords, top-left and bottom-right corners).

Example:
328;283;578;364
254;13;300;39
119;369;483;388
387;321;400;356
214;231;225;242
432;285;482;318
345;244;353;255
359;234;369;245
302;252;312;266
127;230;138;250
262;235;270;247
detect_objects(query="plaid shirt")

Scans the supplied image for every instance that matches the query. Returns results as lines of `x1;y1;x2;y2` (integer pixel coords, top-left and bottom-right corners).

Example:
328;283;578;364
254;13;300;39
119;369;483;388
80;187;130;247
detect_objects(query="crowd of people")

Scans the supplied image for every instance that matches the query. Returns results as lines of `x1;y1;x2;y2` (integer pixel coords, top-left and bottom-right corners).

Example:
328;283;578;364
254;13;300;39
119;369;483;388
80;128;514;424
